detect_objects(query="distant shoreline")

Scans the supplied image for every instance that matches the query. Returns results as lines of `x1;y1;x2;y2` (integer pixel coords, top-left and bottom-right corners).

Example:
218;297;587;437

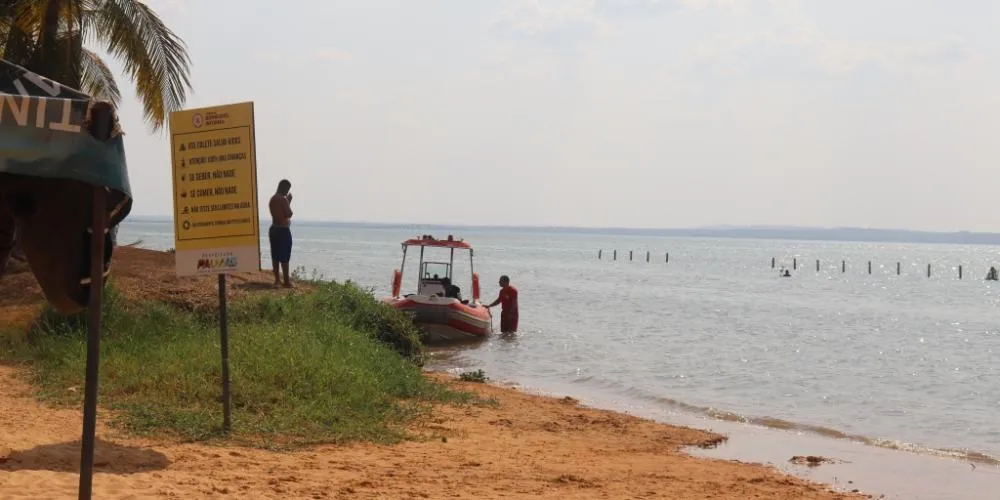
124;215;1000;246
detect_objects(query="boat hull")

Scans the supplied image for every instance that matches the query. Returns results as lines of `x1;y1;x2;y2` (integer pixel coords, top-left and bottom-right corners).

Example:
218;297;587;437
384;295;493;342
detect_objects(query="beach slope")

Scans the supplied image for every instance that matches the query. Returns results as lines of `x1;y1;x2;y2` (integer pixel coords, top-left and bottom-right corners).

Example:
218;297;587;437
0;367;866;499
0;247;866;499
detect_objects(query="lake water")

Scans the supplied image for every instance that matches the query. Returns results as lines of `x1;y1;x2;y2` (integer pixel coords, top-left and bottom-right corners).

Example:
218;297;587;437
119;219;1000;497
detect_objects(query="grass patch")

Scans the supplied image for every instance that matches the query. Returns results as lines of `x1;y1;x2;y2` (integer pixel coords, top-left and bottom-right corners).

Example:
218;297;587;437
458;369;489;383
0;278;480;448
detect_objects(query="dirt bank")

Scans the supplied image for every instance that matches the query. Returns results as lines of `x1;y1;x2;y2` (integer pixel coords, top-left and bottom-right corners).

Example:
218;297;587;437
0;246;300;331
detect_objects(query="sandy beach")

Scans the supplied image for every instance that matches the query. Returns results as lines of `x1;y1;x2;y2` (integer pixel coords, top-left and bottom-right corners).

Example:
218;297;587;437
0;366;868;499
0;248;868;499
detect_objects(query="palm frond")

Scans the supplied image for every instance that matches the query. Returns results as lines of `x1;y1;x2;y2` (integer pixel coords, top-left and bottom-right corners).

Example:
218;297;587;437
86;0;191;131
79;46;119;103
0;0;22;20
0;1;21;40
5;0;44;37
0;0;44;66
0;23;35;65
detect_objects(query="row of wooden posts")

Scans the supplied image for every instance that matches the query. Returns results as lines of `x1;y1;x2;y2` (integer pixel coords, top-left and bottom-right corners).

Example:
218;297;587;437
595;250;983;278
597;249;669;263
773;257;982;279
595;250;989;279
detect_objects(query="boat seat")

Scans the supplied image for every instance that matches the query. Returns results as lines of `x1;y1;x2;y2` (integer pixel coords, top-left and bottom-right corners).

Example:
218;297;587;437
419;282;446;296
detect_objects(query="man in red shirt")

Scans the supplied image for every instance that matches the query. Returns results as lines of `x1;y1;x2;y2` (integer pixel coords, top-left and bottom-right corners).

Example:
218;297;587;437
485;275;518;333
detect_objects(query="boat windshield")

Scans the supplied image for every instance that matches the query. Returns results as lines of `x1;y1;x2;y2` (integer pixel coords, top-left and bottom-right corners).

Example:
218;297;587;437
421;262;450;280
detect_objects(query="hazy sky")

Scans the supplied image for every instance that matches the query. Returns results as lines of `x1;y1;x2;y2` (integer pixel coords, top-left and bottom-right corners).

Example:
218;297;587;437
111;0;999;231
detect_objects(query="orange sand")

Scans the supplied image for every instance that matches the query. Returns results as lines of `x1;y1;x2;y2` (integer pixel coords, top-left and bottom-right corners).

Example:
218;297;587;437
0;247;870;499
0;366;871;499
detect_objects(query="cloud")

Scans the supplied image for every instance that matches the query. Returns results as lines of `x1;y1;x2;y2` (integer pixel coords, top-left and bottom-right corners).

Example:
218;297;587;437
309;49;353;62
677;0;752;14
488;0;793;57
676;24;973;82
593;0;680;17
488;0;607;56
252;49;353;65
137;0;187;14
252;50;283;63
809;36;971;76
897;36;969;67
592;0;758;18
488;0;782;55
486;0;975;89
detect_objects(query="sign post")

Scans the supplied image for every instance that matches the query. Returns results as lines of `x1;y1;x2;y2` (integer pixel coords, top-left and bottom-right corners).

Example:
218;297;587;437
169;101;260;433
79;185;107;500
79;102;118;500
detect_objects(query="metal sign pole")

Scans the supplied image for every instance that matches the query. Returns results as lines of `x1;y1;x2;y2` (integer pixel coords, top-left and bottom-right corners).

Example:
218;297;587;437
78;185;107;500
218;273;232;432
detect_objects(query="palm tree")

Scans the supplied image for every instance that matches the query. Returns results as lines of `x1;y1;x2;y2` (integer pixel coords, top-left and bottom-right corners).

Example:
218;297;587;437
0;0;191;259
0;0;193;132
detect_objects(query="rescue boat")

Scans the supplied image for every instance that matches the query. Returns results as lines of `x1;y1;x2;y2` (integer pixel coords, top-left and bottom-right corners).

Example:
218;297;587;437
383;234;493;343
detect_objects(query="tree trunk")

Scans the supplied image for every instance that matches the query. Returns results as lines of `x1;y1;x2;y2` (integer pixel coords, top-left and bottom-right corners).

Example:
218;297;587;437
22;0;83;88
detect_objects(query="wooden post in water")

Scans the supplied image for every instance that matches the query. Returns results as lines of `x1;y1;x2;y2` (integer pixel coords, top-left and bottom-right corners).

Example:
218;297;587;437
629;250;633;261
927;264;931;278
868;261;872;274
771;257;775;269
646;251;650;263
897;262;901;275
959;265;963;280
816;259;820;272
793;258;797;270
665;252;669;263
613;250;617;261
842;260;846;273
598;249;602;260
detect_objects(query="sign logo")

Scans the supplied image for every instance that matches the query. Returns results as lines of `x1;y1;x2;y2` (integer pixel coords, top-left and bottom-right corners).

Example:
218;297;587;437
192;113;203;128
197;254;239;271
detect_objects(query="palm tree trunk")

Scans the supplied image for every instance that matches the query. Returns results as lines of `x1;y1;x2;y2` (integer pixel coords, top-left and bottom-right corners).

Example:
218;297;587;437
25;0;82;88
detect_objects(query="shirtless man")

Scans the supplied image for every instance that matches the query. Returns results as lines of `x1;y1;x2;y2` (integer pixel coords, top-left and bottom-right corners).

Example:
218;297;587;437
268;179;294;288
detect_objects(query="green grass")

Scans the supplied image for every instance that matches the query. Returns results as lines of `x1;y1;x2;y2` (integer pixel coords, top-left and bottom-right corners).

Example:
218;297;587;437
459;369;489;383
0;277;478;449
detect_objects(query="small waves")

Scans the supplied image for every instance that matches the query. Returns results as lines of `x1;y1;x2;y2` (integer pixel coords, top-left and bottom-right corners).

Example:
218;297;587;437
429;344;1000;467
631;387;1000;466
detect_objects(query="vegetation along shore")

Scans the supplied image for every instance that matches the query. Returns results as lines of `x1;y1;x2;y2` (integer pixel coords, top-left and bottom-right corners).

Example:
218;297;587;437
0;247;870;499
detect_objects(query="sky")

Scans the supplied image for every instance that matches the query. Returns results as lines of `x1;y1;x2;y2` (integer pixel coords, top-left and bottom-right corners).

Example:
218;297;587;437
108;0;1000;231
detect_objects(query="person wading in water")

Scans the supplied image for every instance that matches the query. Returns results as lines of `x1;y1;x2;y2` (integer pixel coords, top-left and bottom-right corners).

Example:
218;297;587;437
268;179;294;288
485;275;518;333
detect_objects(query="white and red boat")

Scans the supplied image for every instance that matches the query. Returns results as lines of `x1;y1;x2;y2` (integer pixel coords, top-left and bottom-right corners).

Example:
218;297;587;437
384;234;493;343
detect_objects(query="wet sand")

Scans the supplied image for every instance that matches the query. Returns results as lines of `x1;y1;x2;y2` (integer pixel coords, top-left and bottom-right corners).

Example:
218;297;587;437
0;365;866;499
689;417;1000;500
505;378;1000;500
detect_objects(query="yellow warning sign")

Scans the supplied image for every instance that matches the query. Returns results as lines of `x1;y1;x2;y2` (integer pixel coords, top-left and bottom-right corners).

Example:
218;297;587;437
169;101;260;276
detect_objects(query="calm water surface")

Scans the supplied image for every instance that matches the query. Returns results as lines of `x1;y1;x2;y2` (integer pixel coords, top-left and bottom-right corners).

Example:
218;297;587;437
119;220;1000;468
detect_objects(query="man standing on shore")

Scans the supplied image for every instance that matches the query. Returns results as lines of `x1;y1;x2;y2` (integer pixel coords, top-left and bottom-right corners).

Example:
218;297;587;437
485;275;518;333
268;179;294;288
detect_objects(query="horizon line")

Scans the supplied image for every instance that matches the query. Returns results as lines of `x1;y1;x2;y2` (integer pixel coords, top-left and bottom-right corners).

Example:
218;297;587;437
122;214;1000;236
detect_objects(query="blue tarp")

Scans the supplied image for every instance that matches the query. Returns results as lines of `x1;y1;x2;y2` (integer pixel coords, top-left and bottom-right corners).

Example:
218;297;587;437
0;58;131;226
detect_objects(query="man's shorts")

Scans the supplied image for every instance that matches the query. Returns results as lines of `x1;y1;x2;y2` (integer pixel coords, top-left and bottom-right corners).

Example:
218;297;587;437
268;225;292;263
500;309;518;333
